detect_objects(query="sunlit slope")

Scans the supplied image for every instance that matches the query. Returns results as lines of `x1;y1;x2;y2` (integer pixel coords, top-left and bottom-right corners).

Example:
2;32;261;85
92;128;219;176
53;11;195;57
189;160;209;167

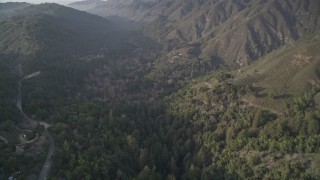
235;32;320;112
71;0;320;65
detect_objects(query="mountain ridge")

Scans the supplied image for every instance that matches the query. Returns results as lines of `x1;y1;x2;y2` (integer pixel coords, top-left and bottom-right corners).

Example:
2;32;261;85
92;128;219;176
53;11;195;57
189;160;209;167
69;0;320;66
0;2;116;55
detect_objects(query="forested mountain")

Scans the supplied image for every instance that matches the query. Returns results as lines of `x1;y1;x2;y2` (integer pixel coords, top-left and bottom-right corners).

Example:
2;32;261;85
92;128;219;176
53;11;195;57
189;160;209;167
0;2;161;179
70;0;320;65
0;0;320;179
164;32;320;179
0;2;161;120
0;2;134;55
0;2;30;20
0;2;160;120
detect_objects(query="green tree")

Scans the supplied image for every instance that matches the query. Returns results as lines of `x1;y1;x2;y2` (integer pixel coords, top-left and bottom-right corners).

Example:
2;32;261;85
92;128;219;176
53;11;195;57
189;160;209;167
268;91;276;99
226;126;236;144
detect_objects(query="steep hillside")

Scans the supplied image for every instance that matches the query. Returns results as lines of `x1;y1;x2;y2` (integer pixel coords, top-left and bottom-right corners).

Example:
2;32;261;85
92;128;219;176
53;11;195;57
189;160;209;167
0;3;161;179
0;2;30;20
1;1;320;179
0;2;161;110
197;0;320;65
70;0;320;67
234;31;320;113
0;2;119;56
146;0;320;65
165;32;320;179
0;4;160;127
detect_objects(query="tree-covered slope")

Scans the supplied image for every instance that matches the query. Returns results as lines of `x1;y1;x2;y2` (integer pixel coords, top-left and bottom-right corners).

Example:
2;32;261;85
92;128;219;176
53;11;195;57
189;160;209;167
234;31;320;113
0;3;161;178
0;2;161;116
164;32;320;179
0;2;120;55
70;0;320;66
47;32;320;179
1;1;320;179
0;2;30;21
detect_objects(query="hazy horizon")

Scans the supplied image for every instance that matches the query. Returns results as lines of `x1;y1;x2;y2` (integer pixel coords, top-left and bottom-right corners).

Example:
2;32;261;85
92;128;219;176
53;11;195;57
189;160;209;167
0;0;78;5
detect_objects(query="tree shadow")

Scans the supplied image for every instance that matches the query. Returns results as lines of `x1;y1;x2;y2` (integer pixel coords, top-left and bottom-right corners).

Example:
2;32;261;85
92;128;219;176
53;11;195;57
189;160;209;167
275;94;293;99
256;93;267;98
252;86;267;98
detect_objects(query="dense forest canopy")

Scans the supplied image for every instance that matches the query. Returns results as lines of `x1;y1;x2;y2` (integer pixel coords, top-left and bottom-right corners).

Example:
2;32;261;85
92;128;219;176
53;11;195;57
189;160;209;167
0;0;320;179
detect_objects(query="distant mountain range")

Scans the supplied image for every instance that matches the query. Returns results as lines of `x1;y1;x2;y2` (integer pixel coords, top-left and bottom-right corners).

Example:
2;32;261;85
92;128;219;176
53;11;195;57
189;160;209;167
69;0;320;66
68;0;108;11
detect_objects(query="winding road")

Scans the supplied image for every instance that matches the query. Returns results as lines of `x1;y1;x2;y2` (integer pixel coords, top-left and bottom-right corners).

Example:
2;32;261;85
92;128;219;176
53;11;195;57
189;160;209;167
38;129;54;180
17;71;54;180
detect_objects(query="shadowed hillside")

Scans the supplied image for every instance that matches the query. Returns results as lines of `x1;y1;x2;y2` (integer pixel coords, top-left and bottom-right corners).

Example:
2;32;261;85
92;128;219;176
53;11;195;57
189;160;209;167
0;3;161;178
0;3;121;55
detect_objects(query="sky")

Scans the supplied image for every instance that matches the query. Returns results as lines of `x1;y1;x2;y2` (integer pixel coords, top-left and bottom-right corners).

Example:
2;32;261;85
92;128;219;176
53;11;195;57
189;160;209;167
0;0;76;5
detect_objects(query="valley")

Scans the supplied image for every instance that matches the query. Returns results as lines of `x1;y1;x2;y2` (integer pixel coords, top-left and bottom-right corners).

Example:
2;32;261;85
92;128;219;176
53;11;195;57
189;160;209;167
0;0;320;179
